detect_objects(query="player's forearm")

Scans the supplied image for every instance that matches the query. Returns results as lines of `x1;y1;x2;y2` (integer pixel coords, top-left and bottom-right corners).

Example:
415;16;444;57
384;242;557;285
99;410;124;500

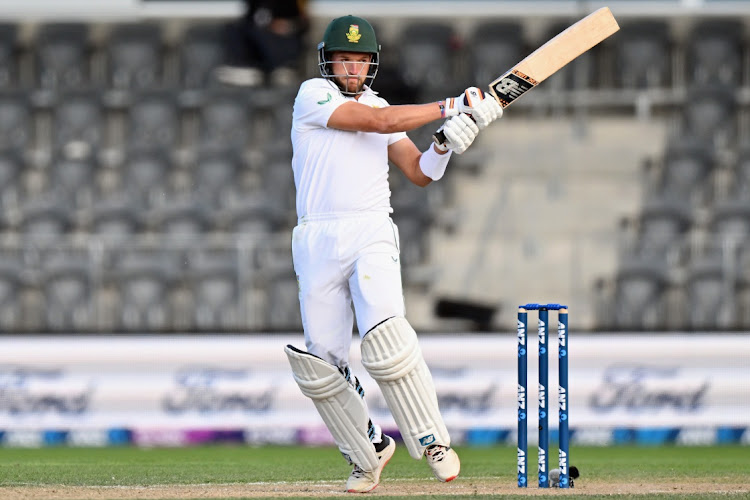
369;103;443;134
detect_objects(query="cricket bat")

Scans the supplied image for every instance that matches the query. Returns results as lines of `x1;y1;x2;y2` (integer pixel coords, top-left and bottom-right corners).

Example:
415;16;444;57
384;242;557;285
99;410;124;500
434;6;620;145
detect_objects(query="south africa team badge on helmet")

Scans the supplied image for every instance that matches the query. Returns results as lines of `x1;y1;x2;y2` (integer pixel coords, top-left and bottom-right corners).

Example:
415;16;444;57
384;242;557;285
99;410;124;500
317;15;380;95
346;25;361;43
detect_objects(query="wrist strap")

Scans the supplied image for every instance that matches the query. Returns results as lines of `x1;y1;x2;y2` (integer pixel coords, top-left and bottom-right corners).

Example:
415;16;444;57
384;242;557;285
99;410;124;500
441;97;458;118
419;144;452;181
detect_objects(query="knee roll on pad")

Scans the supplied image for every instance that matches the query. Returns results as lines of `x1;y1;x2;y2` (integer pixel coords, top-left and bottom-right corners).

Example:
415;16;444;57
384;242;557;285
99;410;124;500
285;345;379;471
360;317;450;459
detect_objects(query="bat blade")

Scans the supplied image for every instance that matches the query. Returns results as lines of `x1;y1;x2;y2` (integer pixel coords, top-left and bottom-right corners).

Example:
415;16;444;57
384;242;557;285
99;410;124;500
433;7;619;146
488;6;619;107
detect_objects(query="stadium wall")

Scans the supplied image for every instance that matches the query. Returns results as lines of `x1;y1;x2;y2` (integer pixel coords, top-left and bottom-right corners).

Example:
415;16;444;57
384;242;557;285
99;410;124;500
0;334;747;447
2;1;750;22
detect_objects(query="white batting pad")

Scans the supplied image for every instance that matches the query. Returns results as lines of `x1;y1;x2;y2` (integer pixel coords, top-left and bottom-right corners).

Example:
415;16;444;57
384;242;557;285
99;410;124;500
360;317;451;459
284;345;379;471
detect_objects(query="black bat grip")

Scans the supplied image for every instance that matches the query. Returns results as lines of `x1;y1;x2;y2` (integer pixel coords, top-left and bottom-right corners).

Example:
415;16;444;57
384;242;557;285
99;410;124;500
433;130;447;146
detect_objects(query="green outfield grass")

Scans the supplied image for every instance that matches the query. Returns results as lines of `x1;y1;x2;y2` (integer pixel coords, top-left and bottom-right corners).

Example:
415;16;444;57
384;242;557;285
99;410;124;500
0;445;748;499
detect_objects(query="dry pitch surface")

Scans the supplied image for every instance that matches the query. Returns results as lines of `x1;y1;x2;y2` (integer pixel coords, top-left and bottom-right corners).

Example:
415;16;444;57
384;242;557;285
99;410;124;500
5;479;750;499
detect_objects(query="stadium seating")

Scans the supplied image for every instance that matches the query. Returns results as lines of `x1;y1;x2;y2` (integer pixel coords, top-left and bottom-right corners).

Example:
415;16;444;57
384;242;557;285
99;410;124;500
179;23;226;90
685;19;744;87
0;15;749;332
467;21;525;91
0;23;18;89
34;23;91;91
395;22;462;101
106;23;164;90
0;90;32;150
612;20;672;89
186;247;242;329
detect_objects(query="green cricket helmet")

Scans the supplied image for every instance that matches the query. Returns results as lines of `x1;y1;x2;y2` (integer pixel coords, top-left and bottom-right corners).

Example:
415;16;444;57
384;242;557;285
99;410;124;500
317;15;380;95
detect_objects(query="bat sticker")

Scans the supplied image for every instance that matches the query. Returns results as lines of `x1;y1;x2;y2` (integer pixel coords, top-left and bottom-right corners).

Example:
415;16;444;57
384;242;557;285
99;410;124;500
490;70;538;107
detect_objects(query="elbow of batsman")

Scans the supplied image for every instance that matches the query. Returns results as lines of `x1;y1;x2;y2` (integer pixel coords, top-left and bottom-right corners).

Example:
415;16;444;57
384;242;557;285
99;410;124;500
371;118;401;134
365;110;402;134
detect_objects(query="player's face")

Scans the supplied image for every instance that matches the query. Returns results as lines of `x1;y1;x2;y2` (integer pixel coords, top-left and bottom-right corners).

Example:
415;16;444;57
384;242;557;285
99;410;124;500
330;52;371;94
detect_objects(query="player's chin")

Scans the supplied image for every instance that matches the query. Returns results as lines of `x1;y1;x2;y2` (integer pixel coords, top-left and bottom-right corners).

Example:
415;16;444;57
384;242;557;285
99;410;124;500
346;79;363;93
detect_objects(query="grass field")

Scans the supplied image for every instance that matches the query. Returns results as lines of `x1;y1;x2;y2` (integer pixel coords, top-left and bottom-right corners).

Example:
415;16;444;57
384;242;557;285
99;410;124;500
1;444;749;499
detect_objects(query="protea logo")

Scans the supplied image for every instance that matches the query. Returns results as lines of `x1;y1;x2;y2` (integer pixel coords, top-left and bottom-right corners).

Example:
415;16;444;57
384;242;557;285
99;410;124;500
346;25;361;43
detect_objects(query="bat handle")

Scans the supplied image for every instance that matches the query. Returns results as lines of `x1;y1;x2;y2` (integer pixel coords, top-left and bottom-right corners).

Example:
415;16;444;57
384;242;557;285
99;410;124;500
432;130;447;147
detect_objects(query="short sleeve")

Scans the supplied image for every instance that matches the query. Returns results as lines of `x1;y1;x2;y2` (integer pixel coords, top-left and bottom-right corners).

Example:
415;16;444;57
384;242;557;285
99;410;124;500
388;131;408;145
293;80;349;132
370;94;409;145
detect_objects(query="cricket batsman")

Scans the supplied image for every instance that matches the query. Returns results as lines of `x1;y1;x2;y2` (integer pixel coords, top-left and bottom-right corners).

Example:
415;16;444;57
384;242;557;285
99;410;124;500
284;15;502;492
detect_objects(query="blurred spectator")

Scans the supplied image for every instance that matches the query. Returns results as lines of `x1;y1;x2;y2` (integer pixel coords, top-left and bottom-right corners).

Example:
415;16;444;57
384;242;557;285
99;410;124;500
215;0;308;87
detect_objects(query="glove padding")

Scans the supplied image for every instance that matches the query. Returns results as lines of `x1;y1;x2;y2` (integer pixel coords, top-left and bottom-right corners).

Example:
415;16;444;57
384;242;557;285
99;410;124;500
434;113;479;154
443;87;485;118
471;95;503;130
444;87;503;130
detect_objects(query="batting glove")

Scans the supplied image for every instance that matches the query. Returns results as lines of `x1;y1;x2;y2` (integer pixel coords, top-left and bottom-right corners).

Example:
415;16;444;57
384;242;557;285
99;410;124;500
442;87;502;130
471;95;503;130
442;87;485;118
434;113;479;154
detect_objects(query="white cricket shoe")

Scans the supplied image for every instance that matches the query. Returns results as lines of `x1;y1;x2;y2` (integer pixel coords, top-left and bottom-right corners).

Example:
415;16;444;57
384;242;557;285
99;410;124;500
425;444;460;482
346;435;396;493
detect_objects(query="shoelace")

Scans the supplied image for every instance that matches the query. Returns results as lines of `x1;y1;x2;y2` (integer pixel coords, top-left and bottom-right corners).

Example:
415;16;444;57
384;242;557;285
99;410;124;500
426;446;446;462
351;465;366;478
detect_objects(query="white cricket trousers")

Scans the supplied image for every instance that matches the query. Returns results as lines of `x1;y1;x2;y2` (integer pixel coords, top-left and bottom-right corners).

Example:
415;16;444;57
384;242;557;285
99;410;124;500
292;212;406;368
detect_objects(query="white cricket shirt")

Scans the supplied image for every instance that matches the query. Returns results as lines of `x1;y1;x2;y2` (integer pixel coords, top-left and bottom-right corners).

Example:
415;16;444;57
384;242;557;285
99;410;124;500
291;78;407;219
